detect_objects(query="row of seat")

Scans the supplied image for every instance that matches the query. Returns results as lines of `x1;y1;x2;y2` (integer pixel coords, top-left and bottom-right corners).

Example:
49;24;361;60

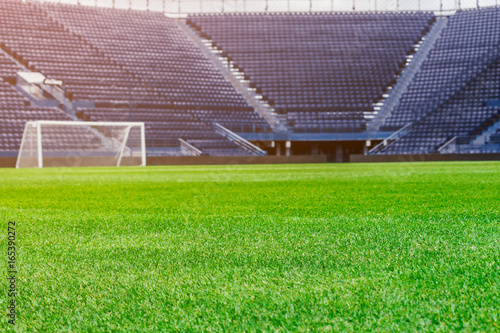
380;6;500;154
188;11;434;132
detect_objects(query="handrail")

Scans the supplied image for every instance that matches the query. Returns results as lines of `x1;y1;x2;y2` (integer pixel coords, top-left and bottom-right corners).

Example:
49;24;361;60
368;122;413;155
437;136;457;153
213;123;267;156
179;138;202;156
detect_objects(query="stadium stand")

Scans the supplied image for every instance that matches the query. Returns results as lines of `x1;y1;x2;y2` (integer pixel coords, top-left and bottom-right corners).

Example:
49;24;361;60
0;0;263;156
187;12;435;133
0;0;165;105
0;104;74;153
42;4;241;107
76;107;253;155
0;42;76;154
41;4;270;130
0;0;499;159
0;53;23;83
378;7;500;154
38;2;268;155
491;129;500;144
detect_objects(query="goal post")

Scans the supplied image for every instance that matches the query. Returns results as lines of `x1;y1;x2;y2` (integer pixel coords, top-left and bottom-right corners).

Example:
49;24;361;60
16;121;146;168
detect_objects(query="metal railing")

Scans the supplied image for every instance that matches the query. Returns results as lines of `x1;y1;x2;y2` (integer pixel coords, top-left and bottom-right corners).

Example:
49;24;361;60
367;122;413;155
214;123;267;155
179;138;202;156
448;143;500;154
289;124;367;134
437;136;457;153
216;122;274;134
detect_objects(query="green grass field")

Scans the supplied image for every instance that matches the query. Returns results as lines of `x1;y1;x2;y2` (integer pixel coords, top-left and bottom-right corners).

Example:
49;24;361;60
1;162;499;332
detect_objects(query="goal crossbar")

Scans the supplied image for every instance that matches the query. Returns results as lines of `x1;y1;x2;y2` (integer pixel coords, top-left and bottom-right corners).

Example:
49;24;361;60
31;120;146;127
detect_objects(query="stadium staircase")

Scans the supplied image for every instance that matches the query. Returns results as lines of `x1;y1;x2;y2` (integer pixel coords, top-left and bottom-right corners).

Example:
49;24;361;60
187;12;435;135
375;7;500;155
177;19;288;134
470;114;500;146
0;46;26;79
0;46;63;108
35;2;272;156
213;123;267;156
367;123;413;154
368;17;448;131
179;139;202;156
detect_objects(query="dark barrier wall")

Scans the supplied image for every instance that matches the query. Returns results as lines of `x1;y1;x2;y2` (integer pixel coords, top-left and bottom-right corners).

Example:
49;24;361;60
147;155;327;165
0;157;16;168
350;153;500;163
1;155;328;168
3;154;499;167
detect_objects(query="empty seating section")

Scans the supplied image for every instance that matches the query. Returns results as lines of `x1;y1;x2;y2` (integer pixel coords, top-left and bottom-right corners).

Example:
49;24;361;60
0;107;75;152
383;63;500;153
193;109;271;133
0;43;77;152
41;4;266;123
288;111;366;133
188;12;435;133
0;0;165;106
0;81;28;109
0;1;263;155
1;0;499;156
42;5;208;105
77;107;208;147
0;53;24;80
37;2;268;154
0;90;104;153
380;7;500;154
76;107;251;155
491;129;500;144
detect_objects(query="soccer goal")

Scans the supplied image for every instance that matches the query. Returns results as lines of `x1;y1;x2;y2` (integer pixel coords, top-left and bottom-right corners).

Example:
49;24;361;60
16;121;146;168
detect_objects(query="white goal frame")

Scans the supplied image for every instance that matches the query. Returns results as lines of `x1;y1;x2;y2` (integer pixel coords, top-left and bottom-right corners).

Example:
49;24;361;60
16;120;146;168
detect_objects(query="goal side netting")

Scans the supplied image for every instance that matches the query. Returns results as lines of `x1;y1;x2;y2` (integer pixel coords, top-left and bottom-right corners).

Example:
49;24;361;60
16;121;146;168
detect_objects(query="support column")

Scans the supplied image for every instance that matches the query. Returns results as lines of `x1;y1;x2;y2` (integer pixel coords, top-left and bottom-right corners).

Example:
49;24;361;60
37;122;43;168
335;143;343;163
311;143;318;155
364;140;371;155
285;140;291;156
275;141;281;156
141;124;147;167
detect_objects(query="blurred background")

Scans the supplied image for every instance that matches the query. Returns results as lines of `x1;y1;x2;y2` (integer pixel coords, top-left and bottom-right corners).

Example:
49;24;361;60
31;0;500;15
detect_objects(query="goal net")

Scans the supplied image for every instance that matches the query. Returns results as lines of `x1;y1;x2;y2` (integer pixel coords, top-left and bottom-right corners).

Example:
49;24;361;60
16;121;146;168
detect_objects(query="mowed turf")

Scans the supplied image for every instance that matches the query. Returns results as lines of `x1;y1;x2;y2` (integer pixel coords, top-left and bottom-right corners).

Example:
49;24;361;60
0;162;499;332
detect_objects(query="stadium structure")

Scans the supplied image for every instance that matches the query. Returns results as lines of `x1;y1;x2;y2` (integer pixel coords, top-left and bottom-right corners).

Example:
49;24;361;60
1;0;500;166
